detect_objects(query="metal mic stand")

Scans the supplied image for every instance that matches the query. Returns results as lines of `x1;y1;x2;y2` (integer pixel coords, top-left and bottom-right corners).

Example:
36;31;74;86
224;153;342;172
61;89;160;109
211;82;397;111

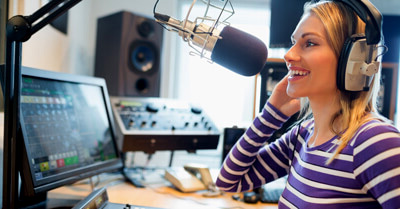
3;0;81;208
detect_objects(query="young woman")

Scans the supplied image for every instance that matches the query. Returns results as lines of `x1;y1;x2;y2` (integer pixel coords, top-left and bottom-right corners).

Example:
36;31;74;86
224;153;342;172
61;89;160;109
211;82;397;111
215;1;400;208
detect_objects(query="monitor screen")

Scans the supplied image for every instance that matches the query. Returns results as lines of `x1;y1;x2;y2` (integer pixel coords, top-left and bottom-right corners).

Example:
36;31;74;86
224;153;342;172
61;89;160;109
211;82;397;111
18;66;123;197
269;0;308;48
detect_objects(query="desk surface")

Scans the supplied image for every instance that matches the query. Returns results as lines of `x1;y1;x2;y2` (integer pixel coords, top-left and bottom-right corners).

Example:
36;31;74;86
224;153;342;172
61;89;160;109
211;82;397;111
48;173;278;209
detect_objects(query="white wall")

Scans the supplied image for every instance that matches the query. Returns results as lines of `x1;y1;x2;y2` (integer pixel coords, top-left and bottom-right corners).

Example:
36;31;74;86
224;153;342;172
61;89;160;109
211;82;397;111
18;0;70;73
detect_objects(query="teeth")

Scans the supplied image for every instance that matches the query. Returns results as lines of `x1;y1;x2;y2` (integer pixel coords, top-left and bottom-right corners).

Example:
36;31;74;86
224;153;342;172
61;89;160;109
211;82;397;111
290;70;308;76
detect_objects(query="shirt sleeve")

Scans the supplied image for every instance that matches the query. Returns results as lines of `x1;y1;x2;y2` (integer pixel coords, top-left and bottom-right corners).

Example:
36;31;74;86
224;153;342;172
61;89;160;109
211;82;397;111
352;121;400;208
215;102;295;193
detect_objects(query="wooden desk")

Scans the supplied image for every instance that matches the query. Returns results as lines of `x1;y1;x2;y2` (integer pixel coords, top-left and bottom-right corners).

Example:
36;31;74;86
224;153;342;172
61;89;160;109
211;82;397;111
48;173;278;209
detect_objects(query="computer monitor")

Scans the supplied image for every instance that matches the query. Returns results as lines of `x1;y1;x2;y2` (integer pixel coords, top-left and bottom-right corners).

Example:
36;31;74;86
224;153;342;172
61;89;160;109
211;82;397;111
14;66;123;207
269;0;308;48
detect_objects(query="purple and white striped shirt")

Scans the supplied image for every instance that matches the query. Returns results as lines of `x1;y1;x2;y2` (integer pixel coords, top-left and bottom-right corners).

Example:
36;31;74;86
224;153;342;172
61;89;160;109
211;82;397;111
216;102;400;208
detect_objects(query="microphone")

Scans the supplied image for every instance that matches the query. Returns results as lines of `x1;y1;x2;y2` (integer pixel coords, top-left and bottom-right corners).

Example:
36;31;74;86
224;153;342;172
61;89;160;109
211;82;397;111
154;3;268;76
211;26;268;76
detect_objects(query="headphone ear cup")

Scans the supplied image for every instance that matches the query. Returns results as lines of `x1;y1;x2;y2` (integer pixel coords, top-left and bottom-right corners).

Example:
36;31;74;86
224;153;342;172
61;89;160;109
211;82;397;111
336;37;354;92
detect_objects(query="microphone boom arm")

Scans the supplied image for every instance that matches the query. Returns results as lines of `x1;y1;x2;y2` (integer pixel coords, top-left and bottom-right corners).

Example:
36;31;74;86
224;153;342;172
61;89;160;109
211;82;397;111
3;0;82;208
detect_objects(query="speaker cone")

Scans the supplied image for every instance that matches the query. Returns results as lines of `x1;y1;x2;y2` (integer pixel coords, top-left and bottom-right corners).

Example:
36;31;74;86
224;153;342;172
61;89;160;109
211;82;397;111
135;78;149;94
137;20;154;38
129;41;158;73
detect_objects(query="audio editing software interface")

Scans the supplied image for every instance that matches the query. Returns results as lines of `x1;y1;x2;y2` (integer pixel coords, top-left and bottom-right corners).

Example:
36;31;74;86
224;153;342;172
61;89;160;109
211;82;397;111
20;76;118;180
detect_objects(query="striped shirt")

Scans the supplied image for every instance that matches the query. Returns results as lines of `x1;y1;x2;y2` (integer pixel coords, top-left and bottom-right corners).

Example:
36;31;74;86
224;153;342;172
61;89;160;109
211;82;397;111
215;102;400;208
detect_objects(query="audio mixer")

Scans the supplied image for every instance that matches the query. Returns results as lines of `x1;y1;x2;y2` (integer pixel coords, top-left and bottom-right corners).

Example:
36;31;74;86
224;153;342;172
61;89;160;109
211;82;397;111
110;97;220;153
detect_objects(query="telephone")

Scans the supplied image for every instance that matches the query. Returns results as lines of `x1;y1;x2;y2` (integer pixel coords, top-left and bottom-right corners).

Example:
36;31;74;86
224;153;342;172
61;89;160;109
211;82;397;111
164;163;220;195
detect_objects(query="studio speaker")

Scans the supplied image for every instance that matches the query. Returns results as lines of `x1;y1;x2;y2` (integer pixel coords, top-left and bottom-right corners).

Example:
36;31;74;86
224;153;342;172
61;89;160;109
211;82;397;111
94;11;164;97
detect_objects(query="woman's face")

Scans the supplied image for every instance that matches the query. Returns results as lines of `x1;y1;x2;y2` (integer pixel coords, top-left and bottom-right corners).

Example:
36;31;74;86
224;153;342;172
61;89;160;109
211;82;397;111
284;12;339;101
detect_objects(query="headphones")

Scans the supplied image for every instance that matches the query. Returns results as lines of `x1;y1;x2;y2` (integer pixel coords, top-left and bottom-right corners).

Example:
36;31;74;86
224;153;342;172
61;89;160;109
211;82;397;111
334;0;384;92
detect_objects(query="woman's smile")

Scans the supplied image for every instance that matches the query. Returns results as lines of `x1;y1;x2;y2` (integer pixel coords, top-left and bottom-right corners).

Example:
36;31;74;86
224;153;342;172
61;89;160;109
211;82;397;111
288;67;310;82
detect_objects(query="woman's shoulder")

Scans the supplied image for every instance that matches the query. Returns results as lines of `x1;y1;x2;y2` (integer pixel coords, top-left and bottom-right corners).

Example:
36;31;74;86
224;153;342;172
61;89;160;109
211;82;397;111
360;118;399;133
351;119;400;147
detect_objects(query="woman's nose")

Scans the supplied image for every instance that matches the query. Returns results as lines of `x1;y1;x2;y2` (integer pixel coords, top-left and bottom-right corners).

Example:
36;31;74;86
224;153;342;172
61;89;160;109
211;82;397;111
284;45;300;63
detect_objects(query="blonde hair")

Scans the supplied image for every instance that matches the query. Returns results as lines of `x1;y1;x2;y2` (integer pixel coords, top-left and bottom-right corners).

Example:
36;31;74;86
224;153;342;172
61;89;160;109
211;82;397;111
299;1;385;163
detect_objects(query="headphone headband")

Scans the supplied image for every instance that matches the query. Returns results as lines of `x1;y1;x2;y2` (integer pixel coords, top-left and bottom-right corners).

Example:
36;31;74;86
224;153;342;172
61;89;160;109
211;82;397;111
337;0;383;44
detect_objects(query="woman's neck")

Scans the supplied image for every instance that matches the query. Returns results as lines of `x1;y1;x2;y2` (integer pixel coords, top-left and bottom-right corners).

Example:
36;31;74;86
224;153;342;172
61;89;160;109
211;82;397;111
308;94;341;147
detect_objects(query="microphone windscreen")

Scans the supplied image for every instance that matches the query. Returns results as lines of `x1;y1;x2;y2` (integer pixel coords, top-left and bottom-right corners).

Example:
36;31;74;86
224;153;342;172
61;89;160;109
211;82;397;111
211;26;268;76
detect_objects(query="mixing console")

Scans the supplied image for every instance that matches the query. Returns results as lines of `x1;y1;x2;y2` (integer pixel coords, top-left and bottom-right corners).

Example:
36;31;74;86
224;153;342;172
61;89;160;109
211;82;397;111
110;97;220;153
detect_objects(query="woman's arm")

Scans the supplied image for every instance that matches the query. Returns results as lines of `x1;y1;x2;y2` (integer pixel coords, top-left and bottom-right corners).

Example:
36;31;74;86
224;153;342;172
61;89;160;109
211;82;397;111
215;102;295;192
215;75;301;193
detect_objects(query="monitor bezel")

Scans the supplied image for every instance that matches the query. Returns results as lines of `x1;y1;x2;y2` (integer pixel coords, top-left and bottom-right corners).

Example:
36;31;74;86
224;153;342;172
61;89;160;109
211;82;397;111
18;66;123;195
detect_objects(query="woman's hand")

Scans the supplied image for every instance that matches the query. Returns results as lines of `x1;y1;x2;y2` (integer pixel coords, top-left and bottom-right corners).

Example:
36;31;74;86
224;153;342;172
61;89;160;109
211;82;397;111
267;74;301;117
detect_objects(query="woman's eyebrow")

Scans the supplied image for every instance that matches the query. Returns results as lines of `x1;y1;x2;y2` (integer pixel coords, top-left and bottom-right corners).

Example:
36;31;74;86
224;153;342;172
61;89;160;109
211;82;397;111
301;32;323;39
291;32;323;41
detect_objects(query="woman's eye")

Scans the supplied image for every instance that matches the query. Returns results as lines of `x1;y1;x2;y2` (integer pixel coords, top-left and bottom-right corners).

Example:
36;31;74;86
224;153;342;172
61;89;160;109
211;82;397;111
306;40;316;47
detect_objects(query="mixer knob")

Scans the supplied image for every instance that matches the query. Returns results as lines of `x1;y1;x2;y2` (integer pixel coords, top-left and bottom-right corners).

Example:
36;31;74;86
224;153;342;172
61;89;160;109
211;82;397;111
146;103;159;113
190;106;202;114
128;119;135;127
